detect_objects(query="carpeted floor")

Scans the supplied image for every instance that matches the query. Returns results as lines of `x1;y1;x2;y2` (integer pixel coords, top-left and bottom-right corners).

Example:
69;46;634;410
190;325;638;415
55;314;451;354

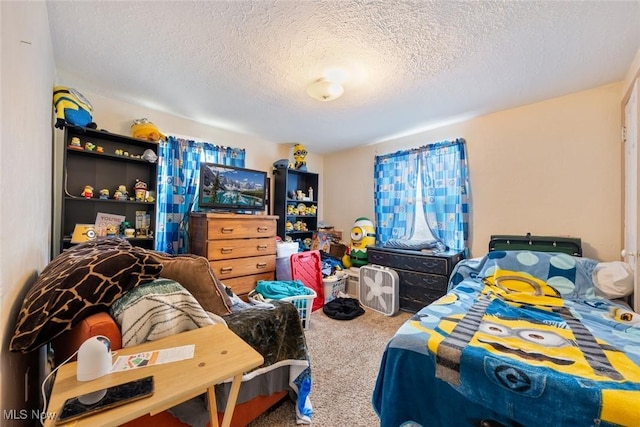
247;306;412;426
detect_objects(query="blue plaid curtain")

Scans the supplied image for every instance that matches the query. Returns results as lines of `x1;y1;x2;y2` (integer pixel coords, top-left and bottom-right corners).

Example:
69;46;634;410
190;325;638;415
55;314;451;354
373;149;419;244
156;136;245;254
418;138;469;252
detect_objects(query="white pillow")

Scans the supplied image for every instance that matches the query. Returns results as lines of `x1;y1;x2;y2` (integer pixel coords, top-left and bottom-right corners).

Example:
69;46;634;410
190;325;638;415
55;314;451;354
592;261;634;299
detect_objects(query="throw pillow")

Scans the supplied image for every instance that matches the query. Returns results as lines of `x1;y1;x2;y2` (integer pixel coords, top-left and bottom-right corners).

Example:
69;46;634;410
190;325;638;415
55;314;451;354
10;238;163;353
149;252;232;316
110;278;225;348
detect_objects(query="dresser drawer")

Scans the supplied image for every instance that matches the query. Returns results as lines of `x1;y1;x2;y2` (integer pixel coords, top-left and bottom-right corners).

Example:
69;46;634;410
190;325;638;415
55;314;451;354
395;268;449;310
204;238;276;260
368;248;450;275
224;272;275;296
205;217;276;240
210;254;276;280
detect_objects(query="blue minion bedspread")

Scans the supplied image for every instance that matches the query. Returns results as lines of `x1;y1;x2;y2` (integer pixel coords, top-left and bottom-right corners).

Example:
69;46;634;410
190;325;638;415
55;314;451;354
373;251;640;427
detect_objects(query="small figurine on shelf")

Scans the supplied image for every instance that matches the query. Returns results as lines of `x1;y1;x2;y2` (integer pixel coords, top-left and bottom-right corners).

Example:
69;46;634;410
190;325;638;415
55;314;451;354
308;187;314;201
105;224;118;237
68;137;83;150
133;179;148;201
115;149;124;156
81;185;93;199
296;190;305;200
286;221;294;232
99;188;109;199
303;237;312;249
84;142;96;151
119;221;132;236
113;184;129;201
96;146;104;153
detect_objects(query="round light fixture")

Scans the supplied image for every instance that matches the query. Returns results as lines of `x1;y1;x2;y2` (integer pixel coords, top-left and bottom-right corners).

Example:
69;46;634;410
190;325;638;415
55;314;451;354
307;79;344;102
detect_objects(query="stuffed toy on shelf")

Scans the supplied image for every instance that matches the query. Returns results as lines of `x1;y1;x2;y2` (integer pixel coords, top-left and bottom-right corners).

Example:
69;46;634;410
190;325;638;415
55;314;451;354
293;143;308;171
53;86;97;129
130;118;166;142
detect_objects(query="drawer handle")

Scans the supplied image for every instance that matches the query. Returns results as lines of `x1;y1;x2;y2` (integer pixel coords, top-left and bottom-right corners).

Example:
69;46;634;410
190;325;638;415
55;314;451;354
221;227;234;234
220;247;234;254
257;226;269;233
256;245;268;251
256;262;267;269
220;267;233;274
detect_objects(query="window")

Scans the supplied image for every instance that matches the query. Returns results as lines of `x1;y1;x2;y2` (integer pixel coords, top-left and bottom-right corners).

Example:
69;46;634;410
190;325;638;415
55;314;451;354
374;139;469;251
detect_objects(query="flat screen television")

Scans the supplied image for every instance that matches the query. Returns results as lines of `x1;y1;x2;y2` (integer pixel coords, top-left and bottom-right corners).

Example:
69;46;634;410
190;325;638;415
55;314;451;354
198;163;267;212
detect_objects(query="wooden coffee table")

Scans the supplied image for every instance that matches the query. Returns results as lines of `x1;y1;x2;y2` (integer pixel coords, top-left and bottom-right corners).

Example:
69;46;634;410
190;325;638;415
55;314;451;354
45;324;263;427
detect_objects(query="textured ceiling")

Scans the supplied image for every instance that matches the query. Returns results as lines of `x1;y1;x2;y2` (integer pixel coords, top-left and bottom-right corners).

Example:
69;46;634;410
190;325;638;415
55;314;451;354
47;1;640;154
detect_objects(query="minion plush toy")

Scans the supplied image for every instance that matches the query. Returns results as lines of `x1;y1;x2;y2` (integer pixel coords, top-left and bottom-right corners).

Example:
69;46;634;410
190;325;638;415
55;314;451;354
342;217;376;268
53;86;96;129
131;118;166;142
293;143;308;171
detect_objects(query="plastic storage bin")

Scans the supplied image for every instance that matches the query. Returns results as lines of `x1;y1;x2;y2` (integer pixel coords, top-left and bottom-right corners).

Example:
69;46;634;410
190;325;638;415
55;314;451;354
323;272;347;304
276;241;299;258
281;287;317;330
249;286;317;329
290;250;324;311
275;256;293;281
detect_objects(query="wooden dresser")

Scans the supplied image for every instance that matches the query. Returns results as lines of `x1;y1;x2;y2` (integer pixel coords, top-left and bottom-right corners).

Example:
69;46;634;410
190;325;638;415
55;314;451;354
189;213;278;298
367;246;464;313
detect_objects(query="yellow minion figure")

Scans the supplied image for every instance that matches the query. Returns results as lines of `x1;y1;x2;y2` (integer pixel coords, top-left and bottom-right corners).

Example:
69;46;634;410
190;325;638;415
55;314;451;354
293;143;308;171
342;217;376;267
105;224;118;237
53;86;96;129
131;118;166;142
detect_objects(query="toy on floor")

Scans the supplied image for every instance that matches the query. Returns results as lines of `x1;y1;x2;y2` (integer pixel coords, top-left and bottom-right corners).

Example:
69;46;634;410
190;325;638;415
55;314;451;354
342;217;376;268
53;86;97;129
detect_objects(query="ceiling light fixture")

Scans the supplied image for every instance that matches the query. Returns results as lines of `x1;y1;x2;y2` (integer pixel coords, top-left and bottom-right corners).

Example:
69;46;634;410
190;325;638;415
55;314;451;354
307;78;344;102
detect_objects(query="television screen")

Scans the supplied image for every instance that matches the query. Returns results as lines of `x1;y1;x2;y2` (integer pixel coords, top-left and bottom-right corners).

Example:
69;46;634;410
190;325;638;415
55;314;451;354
198;163;267;212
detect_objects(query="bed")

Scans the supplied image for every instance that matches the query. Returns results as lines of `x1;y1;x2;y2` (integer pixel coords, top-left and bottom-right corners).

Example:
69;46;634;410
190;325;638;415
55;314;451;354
372;249;640;427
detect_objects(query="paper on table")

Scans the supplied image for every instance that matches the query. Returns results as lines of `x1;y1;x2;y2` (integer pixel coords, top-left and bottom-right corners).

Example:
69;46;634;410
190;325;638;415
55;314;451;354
112;344;195;372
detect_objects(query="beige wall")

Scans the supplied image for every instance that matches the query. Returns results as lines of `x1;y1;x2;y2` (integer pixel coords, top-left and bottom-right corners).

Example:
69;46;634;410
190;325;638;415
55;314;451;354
623;48;640;98
323;83;624;261
1;2;56;424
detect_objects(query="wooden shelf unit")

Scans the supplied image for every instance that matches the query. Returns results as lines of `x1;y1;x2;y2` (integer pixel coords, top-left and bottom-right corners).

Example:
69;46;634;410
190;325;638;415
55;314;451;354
59;126;158;253
272;167;319;246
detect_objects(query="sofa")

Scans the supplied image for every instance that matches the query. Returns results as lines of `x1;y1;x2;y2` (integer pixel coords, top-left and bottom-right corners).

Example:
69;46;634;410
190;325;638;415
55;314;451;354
9;238;311;426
